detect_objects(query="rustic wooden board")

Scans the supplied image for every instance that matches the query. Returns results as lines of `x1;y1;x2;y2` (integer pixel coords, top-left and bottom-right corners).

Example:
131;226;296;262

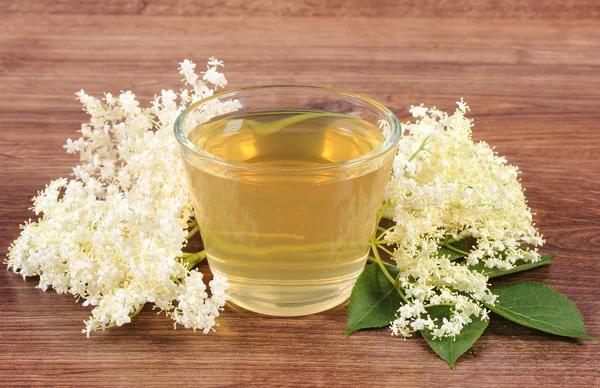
1;1;599;386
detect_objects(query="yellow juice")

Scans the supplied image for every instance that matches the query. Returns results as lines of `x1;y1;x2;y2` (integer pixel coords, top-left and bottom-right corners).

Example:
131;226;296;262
185;110;394;315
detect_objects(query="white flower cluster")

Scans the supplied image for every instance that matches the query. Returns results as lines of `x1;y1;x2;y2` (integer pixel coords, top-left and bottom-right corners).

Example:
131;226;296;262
386;100;543;338
173;272;230;333
389;241;493;338
7;58;233;336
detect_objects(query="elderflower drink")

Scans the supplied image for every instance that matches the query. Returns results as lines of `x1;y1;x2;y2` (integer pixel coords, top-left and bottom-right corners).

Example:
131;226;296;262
175;86;400;316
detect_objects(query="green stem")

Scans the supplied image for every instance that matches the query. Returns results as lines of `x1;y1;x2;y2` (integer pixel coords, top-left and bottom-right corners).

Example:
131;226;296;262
131;303;145;317
182;250;207;270
373;201;394;239
186;225;199;240
377;201;392;222
424;303;455;308
370;241;409;304
407;135;431;163
102;303;146;330
367;256;395;268
367;201;409;303
376;244;395;257
376;225;397;242
367;256;405;286
371;241;396;285
440;242;470;256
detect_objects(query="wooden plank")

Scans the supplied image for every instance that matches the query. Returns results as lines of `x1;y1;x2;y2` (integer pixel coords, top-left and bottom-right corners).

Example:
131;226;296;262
0;2;599;386
1;0;599;20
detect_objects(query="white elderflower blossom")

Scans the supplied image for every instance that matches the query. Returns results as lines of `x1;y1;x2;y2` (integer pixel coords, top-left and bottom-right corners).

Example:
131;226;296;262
385;101;542;338
7;58;237;336
173;271;230;333
410;103;428;118
202;66;227;89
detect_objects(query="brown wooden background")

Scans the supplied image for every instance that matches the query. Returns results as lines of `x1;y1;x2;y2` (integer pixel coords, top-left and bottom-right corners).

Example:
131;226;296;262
1;1;599;386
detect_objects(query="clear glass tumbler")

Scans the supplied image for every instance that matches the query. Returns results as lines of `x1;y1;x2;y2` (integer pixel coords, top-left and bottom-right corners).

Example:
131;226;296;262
175;86;400;316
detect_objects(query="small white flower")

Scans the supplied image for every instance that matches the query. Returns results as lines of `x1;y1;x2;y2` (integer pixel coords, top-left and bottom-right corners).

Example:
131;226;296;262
179;59;196;75
203;67;227;88
208;57;224;67
104;93;116;105
161;89;177;103
410;103;428;118
119;91;139;114
179;89;191;103
457;98;469;112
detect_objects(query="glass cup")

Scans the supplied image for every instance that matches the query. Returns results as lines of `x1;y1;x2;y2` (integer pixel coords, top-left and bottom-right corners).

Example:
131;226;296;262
175;86;400;316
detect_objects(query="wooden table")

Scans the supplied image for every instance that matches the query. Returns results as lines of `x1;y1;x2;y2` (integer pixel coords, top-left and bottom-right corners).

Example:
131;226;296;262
1;1;599;386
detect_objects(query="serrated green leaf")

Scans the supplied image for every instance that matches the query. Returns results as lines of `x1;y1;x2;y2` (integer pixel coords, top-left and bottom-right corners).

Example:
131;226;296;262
345;263;402;336
486;281;596;340
421;306;489;368
468;254;555;278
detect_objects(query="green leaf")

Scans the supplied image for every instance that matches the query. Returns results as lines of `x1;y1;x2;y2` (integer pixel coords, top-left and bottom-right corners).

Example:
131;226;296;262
345;263;402;336
486;281;596;340
468;254;555;278
421;306;489;369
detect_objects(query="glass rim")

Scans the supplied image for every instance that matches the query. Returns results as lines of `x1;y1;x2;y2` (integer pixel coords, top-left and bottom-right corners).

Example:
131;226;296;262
174;85;401;173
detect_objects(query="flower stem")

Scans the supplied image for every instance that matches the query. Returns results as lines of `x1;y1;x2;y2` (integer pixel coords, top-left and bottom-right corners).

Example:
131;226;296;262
186;225;199;240
424;303;454;308
377;201;392;222
440;242;470;256
371;240;396;285
131;303;145;318
370;242;408;303
376;244;395;257
183;250;207;270
368;201;408;303
376;225;397;242
407;135;431;163
102;303;146;330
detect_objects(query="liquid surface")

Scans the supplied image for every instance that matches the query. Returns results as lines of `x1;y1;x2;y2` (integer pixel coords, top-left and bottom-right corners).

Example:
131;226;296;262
185;110;394;315
190;110;385;168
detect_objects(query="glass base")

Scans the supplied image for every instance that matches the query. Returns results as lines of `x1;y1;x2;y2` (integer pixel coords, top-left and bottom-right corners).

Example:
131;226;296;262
210;266;361;316
225;282;355;316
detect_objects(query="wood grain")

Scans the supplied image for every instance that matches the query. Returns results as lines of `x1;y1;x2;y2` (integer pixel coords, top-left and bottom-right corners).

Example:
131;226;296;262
1;1;599;386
